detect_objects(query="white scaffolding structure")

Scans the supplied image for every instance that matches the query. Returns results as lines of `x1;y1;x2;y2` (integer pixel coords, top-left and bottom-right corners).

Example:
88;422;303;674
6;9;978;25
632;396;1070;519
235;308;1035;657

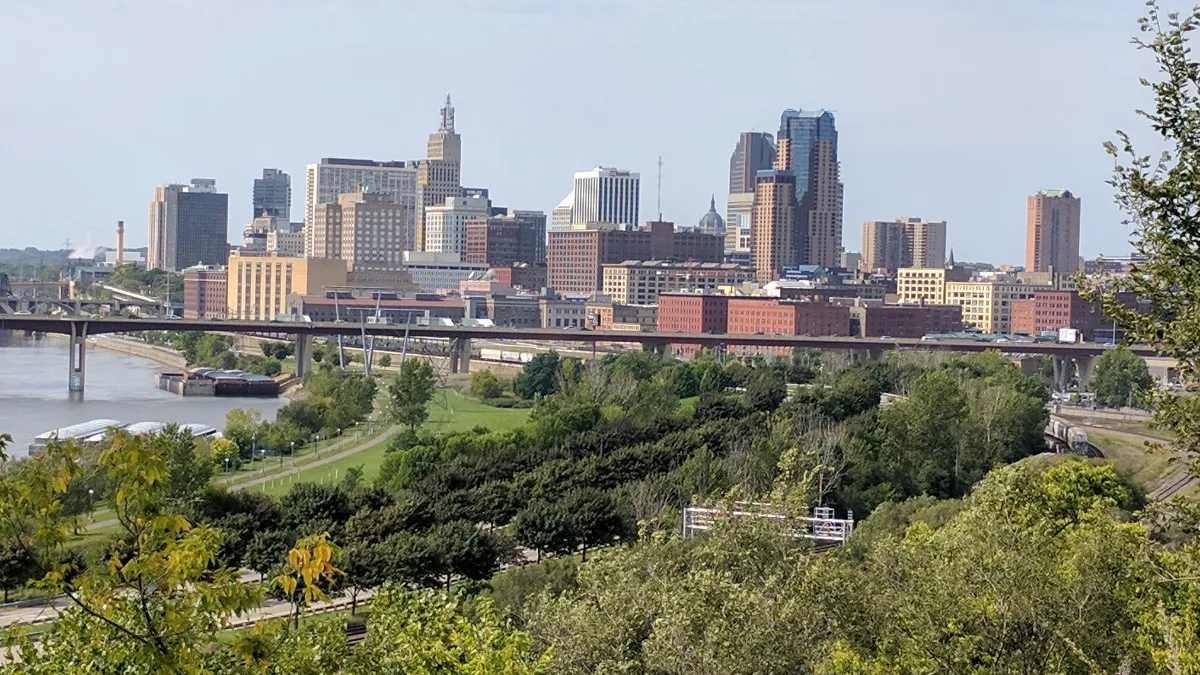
683;502;855;544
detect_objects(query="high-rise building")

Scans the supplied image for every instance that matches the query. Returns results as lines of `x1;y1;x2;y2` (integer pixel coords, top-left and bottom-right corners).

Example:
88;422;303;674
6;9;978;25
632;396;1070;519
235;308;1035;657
415;94;464;252
601;260;754;305
696;195;726;238
861;220;907;273
571;167;640;227
304;158;417;253
946;279;1054;334
728;131;776;194
725;192;754;260
779;109;843;268
547;221;722;295
901;217;947;269
252;169;291;220
551;191;574;229
464;209;547;266
225;251;347;321
750;138;800;284
147;179;229;272
308;190;408;272
423;194;491;257
1026;189;1081;274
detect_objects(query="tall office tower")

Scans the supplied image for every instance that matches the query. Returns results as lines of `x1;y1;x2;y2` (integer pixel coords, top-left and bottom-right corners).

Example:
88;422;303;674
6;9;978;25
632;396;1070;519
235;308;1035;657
696;195;726;237
725;192;754;260
1026;189;1081;274
423;194;492;257
415;94;464;251
252;168;291;220
750;138;801;284
147;179;229;272
778;109;843;267
308;190;408;272
900;216;947;269
551;191;574;229
571;167;640;226
304;158;417;253
728;131;776;194
861;220;907;273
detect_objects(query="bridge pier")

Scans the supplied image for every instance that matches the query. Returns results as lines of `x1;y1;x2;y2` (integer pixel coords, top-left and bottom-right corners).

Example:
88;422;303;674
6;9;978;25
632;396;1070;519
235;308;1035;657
1075;355;1096;393
67;320;88;396
449;338;472;374
641;341;668;358
295;334;313;378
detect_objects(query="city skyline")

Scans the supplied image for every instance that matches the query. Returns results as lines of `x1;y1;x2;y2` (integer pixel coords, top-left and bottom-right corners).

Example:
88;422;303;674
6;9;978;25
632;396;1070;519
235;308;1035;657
0;0;1146;263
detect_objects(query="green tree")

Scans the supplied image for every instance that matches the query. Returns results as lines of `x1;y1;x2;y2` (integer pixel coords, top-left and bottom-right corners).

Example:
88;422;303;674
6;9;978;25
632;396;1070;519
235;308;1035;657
209;437;242;472
745;368;787;412
224;408;264;458
470;370;504;399
388;359;437;432
150;425;214;517
514;352;561;399
279;482;352;535
562;488;632;562
351;589;552;673
0;541;37;603
377;353;392;368
1078;2;1200;466
513;500;574;562
244;529;294;582
1091;346;1154;408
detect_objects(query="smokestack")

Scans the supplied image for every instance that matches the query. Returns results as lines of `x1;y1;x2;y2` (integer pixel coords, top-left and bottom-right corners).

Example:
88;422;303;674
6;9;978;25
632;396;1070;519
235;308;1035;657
116;221;125;265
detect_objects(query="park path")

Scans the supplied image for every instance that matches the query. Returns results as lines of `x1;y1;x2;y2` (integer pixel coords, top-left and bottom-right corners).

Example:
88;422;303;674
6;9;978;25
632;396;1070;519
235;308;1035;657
222;423;400;492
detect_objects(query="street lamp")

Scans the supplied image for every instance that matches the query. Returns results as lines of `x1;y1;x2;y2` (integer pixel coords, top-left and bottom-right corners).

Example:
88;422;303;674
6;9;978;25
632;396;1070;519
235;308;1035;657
223;457;230;474
87;488;95;522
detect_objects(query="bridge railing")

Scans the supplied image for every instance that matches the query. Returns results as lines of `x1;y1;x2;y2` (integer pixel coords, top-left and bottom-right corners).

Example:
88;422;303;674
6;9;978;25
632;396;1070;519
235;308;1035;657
683;502;855;543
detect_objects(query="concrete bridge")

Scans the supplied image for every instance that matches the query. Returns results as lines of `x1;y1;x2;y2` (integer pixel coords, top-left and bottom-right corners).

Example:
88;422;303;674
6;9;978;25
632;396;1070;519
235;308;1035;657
0;315;1166;396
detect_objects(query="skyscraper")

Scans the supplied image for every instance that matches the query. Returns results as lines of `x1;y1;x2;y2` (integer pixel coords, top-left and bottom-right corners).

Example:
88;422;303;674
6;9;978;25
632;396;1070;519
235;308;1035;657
901;217;947;269
779;109;843;268
861;220;906;273
424;194;492;257
1026;189;1081;274
308;189;408;272
147;179;229;272
304;158;417;252
750;138;800;284
725;192;755;261
415;94;464;251
861;217;947;272
571;167;640;227
728;131;775;194
252;168;291;220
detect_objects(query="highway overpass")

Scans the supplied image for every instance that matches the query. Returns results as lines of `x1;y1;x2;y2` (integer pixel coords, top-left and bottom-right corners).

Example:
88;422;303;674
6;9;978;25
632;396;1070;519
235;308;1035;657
0;315;1164;395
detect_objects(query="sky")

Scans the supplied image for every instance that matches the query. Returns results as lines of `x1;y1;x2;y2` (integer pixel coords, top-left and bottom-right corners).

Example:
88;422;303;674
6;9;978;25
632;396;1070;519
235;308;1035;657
0;0;1162;264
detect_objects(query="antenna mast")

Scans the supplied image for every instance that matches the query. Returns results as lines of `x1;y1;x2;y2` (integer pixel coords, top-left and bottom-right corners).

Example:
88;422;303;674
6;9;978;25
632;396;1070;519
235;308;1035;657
656;155;663;221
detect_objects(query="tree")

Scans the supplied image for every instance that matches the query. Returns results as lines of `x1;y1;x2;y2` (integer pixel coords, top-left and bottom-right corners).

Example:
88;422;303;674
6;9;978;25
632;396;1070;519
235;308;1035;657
0;541;37;603
1078;2;1200;466
340;543;387;615
279;482;352;535
388;359;437;432
514;352;561;399
224;408;263;458
274;533;342;629
746;368;788;412
426;520;513;589
150;425;214;516
244;529;293;582
470;370;504;399
377;353;392;368
209;437;242;472
1091;346;1154;408
563;488;632;562
0;431;262;672
351;589;552;673
513;500;574;562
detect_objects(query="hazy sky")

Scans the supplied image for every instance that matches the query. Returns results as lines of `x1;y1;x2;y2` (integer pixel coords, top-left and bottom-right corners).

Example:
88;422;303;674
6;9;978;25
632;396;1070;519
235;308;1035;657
0;0;1160;263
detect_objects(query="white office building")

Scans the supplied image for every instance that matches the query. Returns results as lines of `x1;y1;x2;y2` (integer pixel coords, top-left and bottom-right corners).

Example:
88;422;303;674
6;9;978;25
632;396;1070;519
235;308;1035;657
402;251;489;292
571;167;640;226
423;194;492;257
304;158;418;250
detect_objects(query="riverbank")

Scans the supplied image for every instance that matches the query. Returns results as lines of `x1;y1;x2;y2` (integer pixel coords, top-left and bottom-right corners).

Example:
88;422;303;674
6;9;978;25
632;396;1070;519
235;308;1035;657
44;332;186;370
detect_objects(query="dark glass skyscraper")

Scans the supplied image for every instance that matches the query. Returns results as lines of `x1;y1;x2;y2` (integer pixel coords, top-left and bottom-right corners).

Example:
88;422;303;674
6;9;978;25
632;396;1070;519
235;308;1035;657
252;168;291;220
778;109;843;268
728;132;775;194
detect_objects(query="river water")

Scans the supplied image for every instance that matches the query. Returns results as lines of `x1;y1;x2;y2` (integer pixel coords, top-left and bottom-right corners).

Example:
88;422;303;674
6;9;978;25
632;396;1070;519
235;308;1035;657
0;336;286;457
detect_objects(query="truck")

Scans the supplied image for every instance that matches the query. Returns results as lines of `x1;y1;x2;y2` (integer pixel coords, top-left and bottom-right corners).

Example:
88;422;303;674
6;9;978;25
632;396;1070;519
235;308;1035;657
1057;327;1081;344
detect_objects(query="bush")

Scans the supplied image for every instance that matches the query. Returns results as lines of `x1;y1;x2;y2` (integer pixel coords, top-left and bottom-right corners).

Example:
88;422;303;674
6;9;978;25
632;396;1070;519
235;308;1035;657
483;396;520;408
471;371;504;399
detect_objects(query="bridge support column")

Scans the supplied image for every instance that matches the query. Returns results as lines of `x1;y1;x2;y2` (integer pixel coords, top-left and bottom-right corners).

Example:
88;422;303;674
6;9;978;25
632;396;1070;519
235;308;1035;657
449;339;463;374
1052;356;1073;393
458;338;471;374
67;321;88;396
1075;355;1096;393
641;341;668;358
295;334;313;378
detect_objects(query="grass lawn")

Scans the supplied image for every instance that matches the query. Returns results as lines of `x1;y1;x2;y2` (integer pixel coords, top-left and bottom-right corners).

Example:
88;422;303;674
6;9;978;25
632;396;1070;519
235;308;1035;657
1088;431;1182;489
257;390;530;496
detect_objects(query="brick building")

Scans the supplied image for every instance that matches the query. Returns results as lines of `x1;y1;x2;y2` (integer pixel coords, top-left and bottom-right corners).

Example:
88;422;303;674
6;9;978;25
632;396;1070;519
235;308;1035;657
547;221;723;295
182;265;227;319
657;293;730;334
586;302;658;330
727;297;850;356
490;263;546;291
1009;290;1122;340
463;210;547;266
851;303;963;338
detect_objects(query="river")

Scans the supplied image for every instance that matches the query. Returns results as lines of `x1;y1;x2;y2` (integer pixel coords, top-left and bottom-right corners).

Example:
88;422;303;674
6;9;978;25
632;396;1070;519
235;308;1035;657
0;336;286;457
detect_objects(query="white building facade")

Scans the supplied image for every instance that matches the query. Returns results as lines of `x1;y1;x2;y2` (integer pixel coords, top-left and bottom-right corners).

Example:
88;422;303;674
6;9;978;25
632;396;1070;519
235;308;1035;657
423;194;492;257
304;158;418;251
571;167;640;226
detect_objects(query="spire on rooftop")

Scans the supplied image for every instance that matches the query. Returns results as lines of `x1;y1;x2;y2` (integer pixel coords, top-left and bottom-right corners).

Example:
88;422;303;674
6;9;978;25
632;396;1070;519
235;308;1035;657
440;92;455;133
